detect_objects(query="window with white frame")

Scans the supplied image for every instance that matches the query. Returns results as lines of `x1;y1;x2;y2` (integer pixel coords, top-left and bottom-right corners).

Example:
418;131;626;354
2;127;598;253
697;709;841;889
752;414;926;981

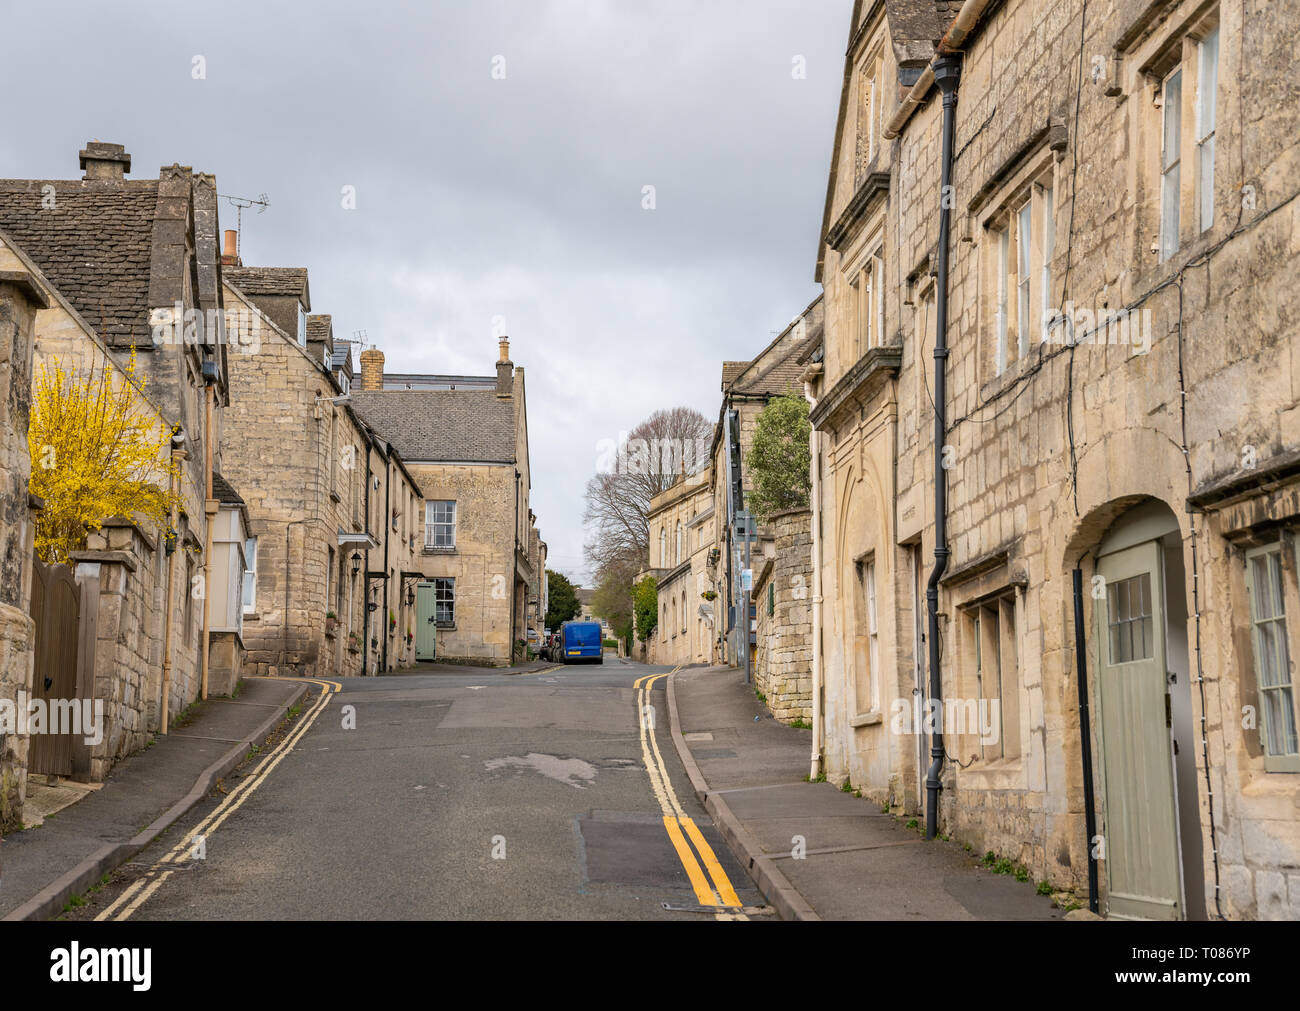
1159;66;1183;261
1195;25;1219;233
425;500;456;550
675;521;683;566
1130;7;1223;264
849;251;884;360
1244;543;1299;768
242;536;258;613
989;172;1055;375
434;577;455;626
296;303;307;347
854;558;879;715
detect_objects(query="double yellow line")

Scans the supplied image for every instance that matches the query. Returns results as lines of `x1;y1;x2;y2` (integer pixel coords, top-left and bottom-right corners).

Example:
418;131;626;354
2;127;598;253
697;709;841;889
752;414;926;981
95;677;341;921
634;669;746;920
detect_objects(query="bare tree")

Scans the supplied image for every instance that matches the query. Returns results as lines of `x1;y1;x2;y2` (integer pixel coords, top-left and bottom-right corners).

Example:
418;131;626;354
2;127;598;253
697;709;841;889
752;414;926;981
583;405;713;574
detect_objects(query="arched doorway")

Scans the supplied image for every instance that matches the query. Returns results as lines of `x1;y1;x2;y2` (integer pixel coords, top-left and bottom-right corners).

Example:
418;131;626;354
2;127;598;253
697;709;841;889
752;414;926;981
1092;499;1204;920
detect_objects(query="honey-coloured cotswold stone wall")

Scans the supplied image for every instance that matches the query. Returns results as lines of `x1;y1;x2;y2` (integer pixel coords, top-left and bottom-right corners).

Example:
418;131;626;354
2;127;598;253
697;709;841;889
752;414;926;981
753;508;813;724
0;275;43;830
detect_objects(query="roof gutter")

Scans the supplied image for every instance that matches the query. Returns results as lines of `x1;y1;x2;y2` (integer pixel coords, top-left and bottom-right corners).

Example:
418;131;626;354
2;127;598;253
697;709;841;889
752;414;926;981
883;0;993;140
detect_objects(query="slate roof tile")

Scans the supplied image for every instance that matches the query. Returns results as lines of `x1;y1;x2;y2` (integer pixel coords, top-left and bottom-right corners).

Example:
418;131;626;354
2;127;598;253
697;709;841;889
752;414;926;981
349;389;515;464
0;179;159;345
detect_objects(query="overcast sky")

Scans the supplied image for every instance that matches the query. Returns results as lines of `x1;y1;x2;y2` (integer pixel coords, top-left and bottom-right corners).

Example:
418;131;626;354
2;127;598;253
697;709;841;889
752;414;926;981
2;0;851;583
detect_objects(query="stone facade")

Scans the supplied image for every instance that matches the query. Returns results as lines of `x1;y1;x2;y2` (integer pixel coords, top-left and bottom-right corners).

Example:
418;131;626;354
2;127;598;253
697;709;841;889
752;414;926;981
644;469;716;666
0;271;45;830
705;298;821;668
220;278;421;677
0;143;231;782
808;0;1300;919
752;508;814;723
349;340;541;667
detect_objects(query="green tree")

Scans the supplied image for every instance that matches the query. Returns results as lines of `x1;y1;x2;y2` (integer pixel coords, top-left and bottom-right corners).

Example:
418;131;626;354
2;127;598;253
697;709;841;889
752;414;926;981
746;393;811;524
633;576;658;642
545;569;582;629
591;559;636;648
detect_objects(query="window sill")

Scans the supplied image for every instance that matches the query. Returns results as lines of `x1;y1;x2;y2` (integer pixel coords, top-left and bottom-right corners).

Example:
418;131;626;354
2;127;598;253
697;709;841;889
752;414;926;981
1260;755;1300;775
423;546;457;555
849;711;883;728
242;612;260;622
437;623;456;631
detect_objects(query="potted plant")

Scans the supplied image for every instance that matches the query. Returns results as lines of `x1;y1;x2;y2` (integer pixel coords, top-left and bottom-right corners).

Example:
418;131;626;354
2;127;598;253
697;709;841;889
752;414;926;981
325;611;337;634
389;609;397;632
347;631;361;654
701;590;717;601
406;627;413;645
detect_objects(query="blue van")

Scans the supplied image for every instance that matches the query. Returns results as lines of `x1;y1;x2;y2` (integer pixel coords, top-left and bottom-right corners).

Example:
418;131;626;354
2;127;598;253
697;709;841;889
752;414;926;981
560;621;604;664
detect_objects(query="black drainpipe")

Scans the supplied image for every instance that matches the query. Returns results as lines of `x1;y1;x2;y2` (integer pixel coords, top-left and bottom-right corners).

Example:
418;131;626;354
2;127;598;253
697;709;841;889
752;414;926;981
925;55;961;841
1072;564;1101;913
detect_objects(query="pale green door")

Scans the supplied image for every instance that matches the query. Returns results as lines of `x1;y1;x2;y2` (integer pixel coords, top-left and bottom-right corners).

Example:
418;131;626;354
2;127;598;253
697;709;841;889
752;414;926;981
1095;541;1182;920
416;583;437;661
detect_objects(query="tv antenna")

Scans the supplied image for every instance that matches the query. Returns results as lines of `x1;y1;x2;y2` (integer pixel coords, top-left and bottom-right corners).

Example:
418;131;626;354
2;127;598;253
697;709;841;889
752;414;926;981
218;192;270;257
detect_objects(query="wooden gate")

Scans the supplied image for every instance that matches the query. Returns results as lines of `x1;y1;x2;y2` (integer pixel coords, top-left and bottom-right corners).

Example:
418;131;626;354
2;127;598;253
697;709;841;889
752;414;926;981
27;558;82;777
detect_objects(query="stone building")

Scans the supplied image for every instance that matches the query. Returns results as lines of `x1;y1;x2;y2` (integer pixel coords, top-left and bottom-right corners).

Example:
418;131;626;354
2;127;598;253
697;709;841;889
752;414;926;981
0;141;240;779
220;251;422;677
806;0;1300;919
706;298;822;680
642;468;716;666
0;268;47;829
349;338;541;666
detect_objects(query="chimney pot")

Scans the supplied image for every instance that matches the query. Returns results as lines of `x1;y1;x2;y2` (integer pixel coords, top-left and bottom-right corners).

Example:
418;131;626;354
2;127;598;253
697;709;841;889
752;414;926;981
79;141;131;182
221;229;241;267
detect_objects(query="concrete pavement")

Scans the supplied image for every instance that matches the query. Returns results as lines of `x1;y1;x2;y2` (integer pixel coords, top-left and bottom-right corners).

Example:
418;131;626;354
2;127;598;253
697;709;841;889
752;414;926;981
667;665;1063;921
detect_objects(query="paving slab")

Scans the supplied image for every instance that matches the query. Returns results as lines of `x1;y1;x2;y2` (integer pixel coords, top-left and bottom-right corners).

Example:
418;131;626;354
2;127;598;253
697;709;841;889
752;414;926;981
669;665;1061;922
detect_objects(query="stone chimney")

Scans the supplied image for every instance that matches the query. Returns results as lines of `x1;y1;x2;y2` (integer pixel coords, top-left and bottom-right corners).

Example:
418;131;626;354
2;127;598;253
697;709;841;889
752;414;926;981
359;346;385;391
496;337;513;398
79;141;131;182
221;229;241;267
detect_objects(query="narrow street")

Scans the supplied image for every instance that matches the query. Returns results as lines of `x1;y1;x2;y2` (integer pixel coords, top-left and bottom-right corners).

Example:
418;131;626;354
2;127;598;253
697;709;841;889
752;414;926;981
66;664;764;921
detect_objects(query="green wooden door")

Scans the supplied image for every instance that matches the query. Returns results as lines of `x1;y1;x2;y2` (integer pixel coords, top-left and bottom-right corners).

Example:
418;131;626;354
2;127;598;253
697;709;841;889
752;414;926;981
1095;540;1182;920
416;583;437;661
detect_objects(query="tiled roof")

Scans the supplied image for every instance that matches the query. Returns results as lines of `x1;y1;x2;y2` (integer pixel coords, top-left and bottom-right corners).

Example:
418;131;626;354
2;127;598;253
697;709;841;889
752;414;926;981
224;266;309;304
721;361;749;390
211;471;245;505
349;389;515;464
0;179;159;346
305;313;331;342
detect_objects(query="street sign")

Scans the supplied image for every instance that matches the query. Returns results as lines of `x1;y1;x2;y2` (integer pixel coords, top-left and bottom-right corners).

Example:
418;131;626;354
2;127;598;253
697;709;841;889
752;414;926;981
741;568;752;591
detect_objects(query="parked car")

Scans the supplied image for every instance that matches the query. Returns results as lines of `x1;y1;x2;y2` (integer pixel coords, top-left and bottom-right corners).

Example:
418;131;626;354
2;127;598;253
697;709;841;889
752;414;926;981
540;632;559;662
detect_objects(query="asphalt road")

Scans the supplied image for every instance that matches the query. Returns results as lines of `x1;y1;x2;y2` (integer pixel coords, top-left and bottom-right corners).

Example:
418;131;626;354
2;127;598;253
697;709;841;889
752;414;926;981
64;660;765;921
